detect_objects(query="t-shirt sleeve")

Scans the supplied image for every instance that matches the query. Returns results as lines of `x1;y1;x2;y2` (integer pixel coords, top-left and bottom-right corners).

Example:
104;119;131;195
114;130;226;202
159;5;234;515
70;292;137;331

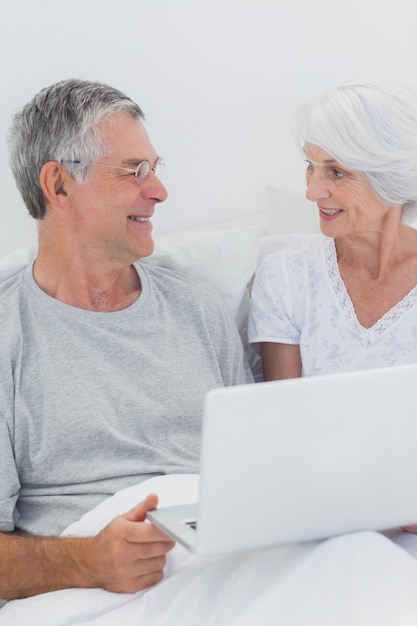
0;279;23;531
204;285;254;386
248;251;303;348
0;411;21;531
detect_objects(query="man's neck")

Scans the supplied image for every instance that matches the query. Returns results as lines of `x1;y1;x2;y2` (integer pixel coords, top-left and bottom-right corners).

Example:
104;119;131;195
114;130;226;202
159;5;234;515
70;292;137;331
33;252;142;312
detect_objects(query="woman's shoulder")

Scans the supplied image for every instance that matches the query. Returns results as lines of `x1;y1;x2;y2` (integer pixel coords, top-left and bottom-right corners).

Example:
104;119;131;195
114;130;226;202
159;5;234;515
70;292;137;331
258;234;328;272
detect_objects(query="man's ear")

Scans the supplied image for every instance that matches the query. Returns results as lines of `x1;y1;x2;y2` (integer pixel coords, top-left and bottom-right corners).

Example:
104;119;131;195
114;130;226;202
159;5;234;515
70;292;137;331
39;161;72;208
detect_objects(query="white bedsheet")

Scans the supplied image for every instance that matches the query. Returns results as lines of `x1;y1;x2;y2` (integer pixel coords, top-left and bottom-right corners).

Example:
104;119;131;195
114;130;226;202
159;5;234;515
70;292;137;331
3;474;417;626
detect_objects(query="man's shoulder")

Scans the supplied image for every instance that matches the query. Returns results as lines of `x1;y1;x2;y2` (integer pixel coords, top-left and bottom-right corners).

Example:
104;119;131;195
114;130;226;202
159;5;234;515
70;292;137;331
0;275;32;360
136;260;229;318
0;271;30;366
0;268;26;302
0;245;37;283
137;260;214;294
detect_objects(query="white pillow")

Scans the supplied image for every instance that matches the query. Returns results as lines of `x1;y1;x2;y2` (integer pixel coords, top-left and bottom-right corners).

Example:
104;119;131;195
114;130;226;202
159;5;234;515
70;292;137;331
143;226;260;329
267;183;320;234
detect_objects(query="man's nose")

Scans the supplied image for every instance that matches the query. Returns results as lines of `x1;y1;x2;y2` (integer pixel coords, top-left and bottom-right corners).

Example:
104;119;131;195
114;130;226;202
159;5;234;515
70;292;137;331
144;173;168;203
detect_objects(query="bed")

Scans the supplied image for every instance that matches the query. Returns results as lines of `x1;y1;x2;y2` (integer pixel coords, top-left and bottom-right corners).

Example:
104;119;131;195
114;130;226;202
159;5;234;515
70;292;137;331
2;185;417;625
2;474;417;625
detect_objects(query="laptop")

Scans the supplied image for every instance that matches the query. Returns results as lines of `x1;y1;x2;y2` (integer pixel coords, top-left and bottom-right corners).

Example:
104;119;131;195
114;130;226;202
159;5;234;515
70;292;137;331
147;363;417;556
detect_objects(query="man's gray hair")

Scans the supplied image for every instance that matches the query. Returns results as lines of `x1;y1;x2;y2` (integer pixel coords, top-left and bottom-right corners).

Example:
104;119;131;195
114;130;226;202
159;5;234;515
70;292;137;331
7;79;145;219
293;77;417;222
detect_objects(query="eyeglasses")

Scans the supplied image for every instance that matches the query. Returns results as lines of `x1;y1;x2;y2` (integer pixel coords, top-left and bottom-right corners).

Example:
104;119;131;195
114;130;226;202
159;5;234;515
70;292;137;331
60;157;165;185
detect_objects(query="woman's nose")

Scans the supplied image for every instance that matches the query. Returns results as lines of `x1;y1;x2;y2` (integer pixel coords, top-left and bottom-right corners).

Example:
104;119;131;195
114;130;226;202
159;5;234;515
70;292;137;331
305;171;330;202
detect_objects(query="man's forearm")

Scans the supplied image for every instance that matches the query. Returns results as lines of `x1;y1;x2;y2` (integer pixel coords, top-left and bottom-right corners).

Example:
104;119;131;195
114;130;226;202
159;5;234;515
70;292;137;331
0;496;175;601
0;532;95;600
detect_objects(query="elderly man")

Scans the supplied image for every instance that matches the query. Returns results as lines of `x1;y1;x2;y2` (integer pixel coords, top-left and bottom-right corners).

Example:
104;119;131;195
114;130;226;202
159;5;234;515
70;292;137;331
0;79;252;602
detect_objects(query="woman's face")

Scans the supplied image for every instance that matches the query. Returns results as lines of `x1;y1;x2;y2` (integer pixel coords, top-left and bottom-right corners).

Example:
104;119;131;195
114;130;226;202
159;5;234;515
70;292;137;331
303;143;398;238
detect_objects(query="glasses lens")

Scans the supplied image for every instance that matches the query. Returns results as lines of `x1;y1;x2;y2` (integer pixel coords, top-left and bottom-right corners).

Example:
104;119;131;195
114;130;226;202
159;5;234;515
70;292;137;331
136;161;150;183
153;158;165;180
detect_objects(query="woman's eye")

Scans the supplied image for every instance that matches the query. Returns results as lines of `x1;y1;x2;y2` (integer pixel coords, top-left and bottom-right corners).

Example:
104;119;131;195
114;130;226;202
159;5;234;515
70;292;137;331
331;168;344;179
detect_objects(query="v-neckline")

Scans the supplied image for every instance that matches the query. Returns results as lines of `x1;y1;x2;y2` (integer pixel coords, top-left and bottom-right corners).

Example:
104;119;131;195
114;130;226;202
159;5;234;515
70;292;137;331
324;237;417;336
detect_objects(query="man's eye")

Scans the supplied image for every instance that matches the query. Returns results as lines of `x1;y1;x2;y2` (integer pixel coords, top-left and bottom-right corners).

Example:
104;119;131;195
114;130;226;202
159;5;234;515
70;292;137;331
331;168;344;179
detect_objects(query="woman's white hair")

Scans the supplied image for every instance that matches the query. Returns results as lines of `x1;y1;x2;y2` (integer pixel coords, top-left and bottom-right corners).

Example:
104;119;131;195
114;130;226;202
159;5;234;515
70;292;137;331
293;77;417;222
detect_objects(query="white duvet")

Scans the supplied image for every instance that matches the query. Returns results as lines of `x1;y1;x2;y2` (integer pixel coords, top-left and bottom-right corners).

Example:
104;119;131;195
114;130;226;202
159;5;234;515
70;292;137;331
3;474;417;626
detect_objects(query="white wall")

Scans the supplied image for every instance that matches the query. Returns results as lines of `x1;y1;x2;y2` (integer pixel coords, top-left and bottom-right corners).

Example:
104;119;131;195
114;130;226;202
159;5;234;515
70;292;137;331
1;0;416;255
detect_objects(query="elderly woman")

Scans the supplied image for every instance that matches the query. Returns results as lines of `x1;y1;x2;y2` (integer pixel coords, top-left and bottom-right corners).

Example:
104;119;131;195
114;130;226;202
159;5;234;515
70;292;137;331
249;77;417;380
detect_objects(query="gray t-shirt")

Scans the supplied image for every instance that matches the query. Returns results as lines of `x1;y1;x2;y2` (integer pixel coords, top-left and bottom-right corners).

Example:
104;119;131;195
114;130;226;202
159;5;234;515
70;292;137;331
0;261;252;536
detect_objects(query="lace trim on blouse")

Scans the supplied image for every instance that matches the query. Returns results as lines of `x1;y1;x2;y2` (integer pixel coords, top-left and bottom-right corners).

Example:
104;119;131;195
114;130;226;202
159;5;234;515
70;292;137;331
324;237;417;337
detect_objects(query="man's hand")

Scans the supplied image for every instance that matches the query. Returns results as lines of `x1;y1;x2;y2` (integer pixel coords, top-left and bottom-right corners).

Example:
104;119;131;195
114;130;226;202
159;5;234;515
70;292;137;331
81;493;176;593
0;493;175;600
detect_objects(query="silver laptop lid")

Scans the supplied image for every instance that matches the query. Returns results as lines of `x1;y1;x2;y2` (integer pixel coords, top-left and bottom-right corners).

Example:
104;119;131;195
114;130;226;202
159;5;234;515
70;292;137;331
195;363;417;555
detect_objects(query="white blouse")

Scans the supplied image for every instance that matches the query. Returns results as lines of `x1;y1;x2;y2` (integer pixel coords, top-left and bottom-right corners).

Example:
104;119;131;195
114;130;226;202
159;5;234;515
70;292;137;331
248;236;417;377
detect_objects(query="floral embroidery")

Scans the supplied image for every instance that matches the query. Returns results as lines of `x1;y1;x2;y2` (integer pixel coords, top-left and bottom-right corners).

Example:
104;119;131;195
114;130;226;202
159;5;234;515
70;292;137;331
249;237;417;376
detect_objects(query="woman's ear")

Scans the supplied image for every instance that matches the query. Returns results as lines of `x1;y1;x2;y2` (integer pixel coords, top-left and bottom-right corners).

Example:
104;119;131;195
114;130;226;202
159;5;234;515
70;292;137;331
39;162;72;209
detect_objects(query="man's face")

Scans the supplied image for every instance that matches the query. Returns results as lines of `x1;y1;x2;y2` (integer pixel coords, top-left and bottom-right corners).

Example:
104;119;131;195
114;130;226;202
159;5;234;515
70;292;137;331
68;111;168;267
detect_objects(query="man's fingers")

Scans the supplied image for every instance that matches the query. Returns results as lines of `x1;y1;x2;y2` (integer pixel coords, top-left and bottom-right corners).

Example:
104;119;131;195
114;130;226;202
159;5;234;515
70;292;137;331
121;494;174;546
107;568;165;594
124;523;175;547
124;494;159;522
90;495;176;593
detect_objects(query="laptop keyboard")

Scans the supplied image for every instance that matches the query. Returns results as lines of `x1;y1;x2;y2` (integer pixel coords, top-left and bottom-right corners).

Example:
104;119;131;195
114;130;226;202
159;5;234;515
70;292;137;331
184;520;198;531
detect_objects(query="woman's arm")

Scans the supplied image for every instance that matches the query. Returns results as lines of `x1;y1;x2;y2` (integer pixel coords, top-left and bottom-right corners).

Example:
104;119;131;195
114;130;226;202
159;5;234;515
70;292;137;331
260;342;302;381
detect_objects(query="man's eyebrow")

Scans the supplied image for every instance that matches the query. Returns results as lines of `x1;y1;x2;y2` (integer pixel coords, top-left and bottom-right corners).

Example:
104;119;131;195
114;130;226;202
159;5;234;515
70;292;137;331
120;158;144;168
120;155;160;168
